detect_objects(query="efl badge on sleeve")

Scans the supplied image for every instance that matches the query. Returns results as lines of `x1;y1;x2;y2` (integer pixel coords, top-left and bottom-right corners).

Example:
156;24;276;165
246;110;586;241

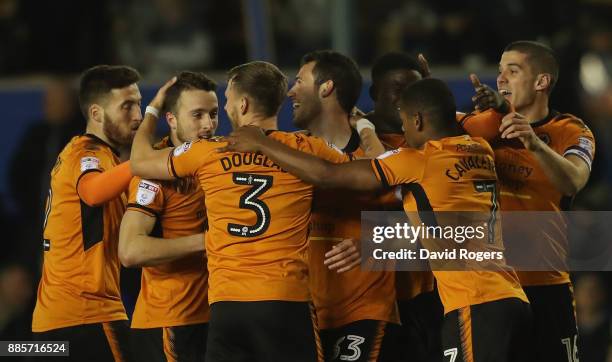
136;180;160;206
173;141;192;156
80;157;100;172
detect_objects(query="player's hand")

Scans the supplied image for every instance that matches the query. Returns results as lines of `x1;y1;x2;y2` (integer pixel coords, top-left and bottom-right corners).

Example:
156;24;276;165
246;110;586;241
418;53;431;77
218;126;267;153
470;74;510;113
499;112;542;151
349;107;366;128
149;76;177;110
324;239;360;273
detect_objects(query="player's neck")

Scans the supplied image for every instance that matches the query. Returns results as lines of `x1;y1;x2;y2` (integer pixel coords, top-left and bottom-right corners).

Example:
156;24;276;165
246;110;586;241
170;132;181;147
85;123;119;149
517;96;549;124
241;114;278;131
308;109;352;149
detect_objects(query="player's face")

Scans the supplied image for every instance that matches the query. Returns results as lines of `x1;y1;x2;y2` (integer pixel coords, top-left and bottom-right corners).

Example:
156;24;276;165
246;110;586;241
102;84;142;146
497;51;538;111
224;79;243;130
374;69;422;126
173;89;219;143
288;61;322;129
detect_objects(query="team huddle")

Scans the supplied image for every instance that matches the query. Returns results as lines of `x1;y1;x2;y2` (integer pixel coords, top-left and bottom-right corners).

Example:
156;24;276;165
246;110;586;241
31;40;595;362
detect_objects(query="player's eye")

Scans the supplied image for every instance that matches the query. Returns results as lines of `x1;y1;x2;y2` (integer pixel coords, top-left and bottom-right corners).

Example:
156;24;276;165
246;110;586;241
192;112;201;118
210;111;218;119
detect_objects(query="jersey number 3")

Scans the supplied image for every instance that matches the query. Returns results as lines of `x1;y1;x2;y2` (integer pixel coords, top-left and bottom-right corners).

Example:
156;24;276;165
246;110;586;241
228;173;273;237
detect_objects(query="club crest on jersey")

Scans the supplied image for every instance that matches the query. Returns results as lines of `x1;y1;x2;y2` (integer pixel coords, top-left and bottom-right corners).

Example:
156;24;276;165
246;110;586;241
377;149;401;159
173;141;192;156
80;156;100;172
136;180;160;206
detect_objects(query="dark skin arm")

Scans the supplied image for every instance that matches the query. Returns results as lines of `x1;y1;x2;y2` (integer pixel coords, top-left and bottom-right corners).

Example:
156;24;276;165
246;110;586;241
219;126;383;191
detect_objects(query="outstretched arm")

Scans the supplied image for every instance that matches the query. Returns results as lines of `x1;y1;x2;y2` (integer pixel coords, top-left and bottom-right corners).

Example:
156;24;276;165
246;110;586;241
131;77;176;180
221;127;383;191
119;209;205;267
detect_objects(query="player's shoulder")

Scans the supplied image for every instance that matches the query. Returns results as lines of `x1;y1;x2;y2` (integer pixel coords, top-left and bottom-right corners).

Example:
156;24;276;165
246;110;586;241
376;147;419;161
173;136;227;157
545;111;592;135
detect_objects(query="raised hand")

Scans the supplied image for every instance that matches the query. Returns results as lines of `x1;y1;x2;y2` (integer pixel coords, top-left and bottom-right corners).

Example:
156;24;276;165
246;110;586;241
470;74;509;113
417;53;431;78
149;76;177;110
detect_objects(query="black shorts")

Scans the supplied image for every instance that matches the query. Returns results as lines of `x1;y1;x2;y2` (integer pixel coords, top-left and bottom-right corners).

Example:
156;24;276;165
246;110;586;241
524;283;579;362
130;323;208;362
32;320;132;362
320;319;401;362
396;290;444;362
205;301;321;362
441;298;531;362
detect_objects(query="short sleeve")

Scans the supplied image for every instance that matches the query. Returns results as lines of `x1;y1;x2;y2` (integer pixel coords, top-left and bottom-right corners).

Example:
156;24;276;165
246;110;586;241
370;148;424;187
126;176;164;217
168;140;216;178
560;120;596;171
73;143;113;188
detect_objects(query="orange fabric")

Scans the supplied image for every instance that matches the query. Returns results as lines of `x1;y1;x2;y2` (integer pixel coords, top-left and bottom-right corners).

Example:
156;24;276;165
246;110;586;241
128;137;209;329
169;132;350;304
368;321;386;361
456;109;504;142
371;135;527;314
102;322;126;362
377;132;436;301
33;134;127;332
162;327;178;362
77;161;132;206
463;112;596;286
309;147;399;329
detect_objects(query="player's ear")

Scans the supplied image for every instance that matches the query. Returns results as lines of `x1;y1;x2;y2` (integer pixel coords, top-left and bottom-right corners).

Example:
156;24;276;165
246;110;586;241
166;112;177;130
414;112;423;131
319;80;334;98
89;104;103;124
535;73;551;92
240;97;248;115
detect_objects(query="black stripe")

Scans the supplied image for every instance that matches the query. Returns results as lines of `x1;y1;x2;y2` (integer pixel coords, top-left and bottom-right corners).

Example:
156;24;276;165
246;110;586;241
560;195;574;211
342;127;361;154
373;159;389;188
169;152;179;178
127;203;159;218
530;110;559;128
80;200;104;251
403;183;438;226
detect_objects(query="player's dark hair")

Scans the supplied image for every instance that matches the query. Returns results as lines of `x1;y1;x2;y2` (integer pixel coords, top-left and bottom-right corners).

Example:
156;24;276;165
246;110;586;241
78;65;141;118
400;78;457;132
371;52;424;83
504;40;559;93
300;50;362;114
162;71;217;114
227;61;287;117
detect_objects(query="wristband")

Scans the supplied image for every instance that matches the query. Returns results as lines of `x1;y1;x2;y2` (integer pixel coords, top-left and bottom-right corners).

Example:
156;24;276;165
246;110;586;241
145;106;160;118
355;118;375;134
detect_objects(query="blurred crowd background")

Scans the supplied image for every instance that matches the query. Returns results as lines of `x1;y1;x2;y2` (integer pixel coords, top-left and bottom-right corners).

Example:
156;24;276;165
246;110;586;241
0;0;611;360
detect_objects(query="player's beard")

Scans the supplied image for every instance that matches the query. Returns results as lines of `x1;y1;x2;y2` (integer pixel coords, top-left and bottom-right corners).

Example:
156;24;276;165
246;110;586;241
292;93;322;130
103;113;133;147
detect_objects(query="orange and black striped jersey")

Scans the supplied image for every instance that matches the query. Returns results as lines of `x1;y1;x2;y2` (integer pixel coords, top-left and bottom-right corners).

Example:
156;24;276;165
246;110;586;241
33;134;127;332
309;128;399;329
371;135;527;314
462;111;596;286
127;137;209;329
168;131;349;304
377;132;436;301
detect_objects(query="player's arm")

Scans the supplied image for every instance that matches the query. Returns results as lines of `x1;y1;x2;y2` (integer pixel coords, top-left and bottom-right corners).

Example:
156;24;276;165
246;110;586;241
500;112;591;195
118;209;204;267
77;161;132;207
356;120;386;158
130;77;176;180
222;127;383;191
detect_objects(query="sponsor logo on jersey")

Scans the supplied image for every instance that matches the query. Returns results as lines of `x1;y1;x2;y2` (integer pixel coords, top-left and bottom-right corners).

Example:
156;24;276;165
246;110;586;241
377;149;401;160
136;180;160;206
80;157;100;172
173;141;192;156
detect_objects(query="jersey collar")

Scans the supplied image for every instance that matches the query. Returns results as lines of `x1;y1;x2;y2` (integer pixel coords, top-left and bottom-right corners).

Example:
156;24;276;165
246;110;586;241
342;127;361;154
84;133;120;157
530;109;559;128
